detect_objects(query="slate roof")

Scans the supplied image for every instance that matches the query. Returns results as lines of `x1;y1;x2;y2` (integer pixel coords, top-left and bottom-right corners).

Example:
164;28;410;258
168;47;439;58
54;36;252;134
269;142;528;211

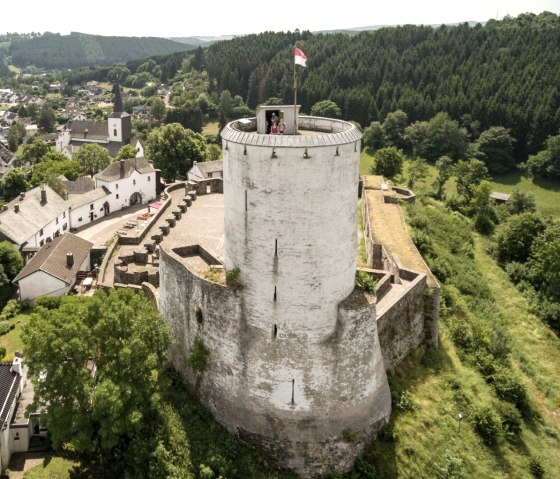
64;176;95;195
69;120;108;141
95;157;155;182
0;185;69;246
0;363;21;427
196;160;223;176
14;233;92;284
68;186;110;207
0;143;13;165
68;137;140;159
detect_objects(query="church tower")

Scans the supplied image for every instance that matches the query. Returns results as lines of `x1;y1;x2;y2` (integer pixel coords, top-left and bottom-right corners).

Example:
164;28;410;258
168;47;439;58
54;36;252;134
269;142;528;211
108;79;132;144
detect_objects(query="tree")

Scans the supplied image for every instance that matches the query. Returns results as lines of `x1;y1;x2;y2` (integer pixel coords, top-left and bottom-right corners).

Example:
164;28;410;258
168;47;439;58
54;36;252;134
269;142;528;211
30;158;80;187
454;159;489;200
38;104;56;133
22;290;172;477
148;96;166;122
493;212;546;265
370;147;404;179
473;126;516;174
115;144;138;161
526;133;560;179
362;121;386;151
0;241;23;308
6;123;26;152
433;156;453;199
165;104;203;133
207;144;221;162
404;121;428;158
382;110;408;149
423;112;469;162
406;158;429;189
1;167;30;201
310;100;341;118
145;123;207;181
505;189;536;215
470;180;497;234
14;139;50;166
74;144;112;177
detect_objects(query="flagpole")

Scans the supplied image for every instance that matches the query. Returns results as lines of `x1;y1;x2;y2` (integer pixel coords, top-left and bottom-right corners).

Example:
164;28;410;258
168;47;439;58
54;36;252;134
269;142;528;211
293;45;297;134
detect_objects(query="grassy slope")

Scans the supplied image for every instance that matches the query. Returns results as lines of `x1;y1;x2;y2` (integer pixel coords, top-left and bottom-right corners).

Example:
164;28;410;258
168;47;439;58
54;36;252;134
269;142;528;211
0;312;31;360
23;456;76;479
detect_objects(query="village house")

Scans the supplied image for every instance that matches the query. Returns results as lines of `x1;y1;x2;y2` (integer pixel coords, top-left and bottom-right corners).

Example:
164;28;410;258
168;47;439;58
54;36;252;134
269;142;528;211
13;233;92;305
187;160;223;181
0;143;14;185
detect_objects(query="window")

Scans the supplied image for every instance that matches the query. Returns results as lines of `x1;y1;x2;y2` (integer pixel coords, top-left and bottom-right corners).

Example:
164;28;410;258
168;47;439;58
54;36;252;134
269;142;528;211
147;175;151;181
114;128;117;136
63;211;66;218
39;228;44;236
133;179;136;186
40;240;44;247
63;223;67;231
78;217;83;222
116;183;118;189
90;204;94;210
56;217;59;224
116;194;119;199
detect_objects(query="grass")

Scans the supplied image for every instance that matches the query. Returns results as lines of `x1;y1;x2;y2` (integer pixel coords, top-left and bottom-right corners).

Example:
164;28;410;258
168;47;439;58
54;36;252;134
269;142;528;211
202;121;220;136
0;312;32;360
45;92;61;99
8;64;20;74
23;455;76;479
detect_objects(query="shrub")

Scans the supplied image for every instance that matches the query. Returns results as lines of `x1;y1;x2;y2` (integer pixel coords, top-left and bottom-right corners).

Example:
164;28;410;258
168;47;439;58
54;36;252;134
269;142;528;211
0;321;12;336
529;456;545;478
471;405;502;446
393;389;417;412
353;458;376;478
491;365;528;410
342;428;359;443
412;230;433;256
187;336;210;374
496;402;522;441
356;270;377;294
225;267;241;288
0;347;6;360
35;296;62;309
0;299;22;321
434;451;466;479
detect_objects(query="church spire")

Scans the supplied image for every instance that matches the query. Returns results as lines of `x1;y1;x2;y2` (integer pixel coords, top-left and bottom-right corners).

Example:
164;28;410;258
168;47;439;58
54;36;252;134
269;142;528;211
113;79;123;114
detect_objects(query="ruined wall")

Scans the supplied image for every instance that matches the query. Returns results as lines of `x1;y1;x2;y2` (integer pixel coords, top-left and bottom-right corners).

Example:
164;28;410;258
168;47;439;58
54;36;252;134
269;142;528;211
159;245;392;478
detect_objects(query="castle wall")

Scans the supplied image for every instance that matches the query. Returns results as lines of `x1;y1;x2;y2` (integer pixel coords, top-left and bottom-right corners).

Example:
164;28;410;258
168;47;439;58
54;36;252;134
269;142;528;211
159;244;392;478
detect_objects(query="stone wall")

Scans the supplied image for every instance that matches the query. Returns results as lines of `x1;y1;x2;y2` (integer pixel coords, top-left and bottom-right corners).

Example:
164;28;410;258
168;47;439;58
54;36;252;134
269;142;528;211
377;271;427;371
159;244;392;478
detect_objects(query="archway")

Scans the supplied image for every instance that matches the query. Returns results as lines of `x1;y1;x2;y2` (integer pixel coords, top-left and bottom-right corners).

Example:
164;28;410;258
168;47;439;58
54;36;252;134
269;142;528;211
130;192;142;205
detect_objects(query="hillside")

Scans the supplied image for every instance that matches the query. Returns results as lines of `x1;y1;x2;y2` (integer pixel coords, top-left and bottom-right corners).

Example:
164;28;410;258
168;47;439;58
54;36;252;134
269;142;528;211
203;12;560;159
9;32;194;69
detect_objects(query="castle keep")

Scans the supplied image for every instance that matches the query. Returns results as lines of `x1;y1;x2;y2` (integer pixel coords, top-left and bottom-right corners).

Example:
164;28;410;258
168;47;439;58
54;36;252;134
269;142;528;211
159;106;439;477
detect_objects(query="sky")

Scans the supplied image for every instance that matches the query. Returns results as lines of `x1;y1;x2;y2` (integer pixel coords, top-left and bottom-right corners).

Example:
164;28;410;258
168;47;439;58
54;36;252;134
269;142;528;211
2;0;559;38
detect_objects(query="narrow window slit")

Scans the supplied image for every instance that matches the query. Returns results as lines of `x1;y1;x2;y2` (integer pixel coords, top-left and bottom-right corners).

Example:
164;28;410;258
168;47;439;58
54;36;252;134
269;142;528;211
272;324;278;339
274;239;278;256
245;190;248;211
291;379;295;404
273;286;277;302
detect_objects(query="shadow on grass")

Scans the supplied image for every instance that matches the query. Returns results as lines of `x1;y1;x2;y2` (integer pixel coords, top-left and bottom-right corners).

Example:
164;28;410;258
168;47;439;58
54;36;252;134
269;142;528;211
532;177;560;192
491;171;522;186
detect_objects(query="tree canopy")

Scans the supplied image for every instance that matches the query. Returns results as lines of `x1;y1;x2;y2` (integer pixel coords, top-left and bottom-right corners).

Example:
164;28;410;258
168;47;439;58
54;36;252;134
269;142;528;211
74;144;112;177
0;241;23;308
145;123;207;180
22;289;175;478
370;147;404;179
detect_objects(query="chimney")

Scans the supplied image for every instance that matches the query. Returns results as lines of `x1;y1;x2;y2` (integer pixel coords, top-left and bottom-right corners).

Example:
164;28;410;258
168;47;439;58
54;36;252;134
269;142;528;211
120;159;125;178
2;205;7;212
19;192;25;200
14;204;19;213
41;188;47;204
10;357;22;376
67;253;74;267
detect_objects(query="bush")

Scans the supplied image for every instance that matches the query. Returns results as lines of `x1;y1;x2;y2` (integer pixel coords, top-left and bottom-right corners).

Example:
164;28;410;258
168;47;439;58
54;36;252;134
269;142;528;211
434;451;466;479
0;299;22;321
225;267;241;288
496;402;522;441
0;347;6;360
356;270;377;294
529;456;545;478
392;389;417;412
491;365;528;410
471;405;502;446
35;296;62;309
342;428;359;443
187;336;210;374
0;321;12;336
411;230;433;256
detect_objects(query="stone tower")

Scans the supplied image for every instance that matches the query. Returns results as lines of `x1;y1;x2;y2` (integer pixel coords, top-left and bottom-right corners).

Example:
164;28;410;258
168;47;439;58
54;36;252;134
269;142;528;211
160;106;392;477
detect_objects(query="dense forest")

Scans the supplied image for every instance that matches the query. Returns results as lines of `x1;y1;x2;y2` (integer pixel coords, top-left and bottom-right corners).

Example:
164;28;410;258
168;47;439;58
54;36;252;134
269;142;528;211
202;12;560;160
8;32;194;69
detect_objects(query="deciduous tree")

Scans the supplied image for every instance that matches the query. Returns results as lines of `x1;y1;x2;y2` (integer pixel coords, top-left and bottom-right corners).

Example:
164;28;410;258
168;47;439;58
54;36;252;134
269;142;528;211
370;146;404;179
310;100;341;118
74;144;112;177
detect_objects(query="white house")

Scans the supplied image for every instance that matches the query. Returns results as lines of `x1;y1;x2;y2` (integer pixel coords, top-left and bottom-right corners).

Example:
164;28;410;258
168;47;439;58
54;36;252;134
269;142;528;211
187;160;223;181
68;187;111;228
0;357;46;474
13;233;92;305
0;186;70;252
94;157;158;213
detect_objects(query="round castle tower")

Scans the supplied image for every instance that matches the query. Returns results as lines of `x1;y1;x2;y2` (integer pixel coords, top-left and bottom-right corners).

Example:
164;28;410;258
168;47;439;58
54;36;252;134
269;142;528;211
160;106;391;477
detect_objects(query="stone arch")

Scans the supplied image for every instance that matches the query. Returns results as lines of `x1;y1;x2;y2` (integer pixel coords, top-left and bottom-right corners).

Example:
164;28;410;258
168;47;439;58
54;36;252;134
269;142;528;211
130;192;143;205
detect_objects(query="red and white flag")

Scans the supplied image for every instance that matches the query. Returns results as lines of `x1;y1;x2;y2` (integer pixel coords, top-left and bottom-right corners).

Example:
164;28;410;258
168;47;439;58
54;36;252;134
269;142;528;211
294;47;307;67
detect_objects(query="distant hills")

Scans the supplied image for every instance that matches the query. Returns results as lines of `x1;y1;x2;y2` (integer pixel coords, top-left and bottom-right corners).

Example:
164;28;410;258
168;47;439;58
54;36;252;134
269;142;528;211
9;32;196;69
316;20;482;34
